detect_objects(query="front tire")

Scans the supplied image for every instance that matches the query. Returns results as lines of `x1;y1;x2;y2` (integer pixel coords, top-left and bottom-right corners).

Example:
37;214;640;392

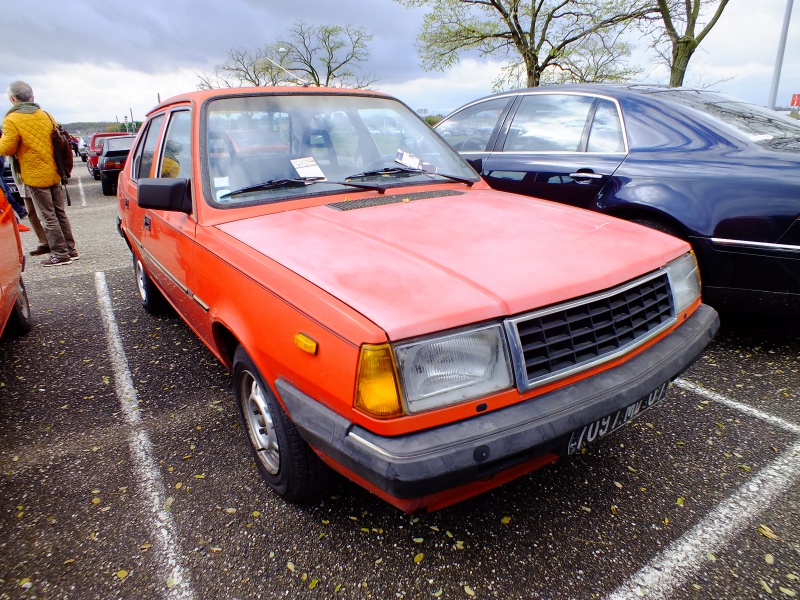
233;346;328;502
4;279;32;336
133;253;166;314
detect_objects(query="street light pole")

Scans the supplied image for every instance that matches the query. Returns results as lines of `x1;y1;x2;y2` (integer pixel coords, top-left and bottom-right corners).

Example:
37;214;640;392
768;0;794;109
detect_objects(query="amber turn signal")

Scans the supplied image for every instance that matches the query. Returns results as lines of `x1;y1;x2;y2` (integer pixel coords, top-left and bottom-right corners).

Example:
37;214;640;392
294;333;318;355
355;344;403;418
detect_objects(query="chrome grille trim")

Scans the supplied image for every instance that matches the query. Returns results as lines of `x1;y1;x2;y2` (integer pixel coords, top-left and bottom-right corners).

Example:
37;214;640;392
504;270;676;393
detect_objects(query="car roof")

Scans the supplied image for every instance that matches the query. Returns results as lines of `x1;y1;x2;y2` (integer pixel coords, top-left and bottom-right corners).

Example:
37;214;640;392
145;86;395;118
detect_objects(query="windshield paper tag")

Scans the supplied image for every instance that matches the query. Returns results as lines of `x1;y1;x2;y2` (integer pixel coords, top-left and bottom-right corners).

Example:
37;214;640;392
396;149;437;173
291;157;326;181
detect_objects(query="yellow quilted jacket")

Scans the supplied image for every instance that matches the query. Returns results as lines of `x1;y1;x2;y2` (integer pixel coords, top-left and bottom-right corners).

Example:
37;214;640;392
0;108;61;188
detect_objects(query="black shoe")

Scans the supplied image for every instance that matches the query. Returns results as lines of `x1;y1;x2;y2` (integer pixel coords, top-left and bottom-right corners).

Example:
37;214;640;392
41;255;72;267
29;245;50;256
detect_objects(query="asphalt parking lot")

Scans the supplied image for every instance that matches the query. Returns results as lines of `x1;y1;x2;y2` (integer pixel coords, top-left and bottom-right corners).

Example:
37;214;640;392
1;170;798;600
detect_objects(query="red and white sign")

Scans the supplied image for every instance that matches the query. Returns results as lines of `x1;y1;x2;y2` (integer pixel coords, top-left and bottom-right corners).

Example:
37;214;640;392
792;94;800;107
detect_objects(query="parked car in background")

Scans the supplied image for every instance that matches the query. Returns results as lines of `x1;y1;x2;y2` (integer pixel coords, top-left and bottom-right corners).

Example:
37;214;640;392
87;132;131;180
435;84;800;313
0;186;32;339
98;135;135;196
117;86;718;512
1;159;22;206
78;135;91;162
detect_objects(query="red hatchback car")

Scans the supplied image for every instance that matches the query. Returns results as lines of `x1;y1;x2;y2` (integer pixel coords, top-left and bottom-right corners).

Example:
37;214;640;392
0;189;31;339
87;132;132;180
116;87;719;512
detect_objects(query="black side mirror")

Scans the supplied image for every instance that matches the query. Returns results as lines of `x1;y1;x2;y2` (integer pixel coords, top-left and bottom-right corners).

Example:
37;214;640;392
137;178;192;214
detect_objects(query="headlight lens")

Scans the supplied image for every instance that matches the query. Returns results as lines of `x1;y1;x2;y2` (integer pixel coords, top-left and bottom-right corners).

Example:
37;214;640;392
394;324;513;414
666;251;701;314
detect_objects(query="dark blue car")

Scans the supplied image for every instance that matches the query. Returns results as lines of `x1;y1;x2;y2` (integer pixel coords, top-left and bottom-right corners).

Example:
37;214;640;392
435;84;800;313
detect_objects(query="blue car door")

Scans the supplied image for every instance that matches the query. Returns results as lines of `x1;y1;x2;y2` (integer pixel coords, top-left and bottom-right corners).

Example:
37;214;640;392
482;93;627;209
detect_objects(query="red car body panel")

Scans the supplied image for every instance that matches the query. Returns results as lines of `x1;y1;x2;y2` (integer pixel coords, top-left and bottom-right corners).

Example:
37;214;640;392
0;190;26;337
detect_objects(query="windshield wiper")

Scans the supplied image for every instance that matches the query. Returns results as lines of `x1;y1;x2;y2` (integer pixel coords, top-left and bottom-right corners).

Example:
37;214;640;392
347;166;475;186
220;177;385;199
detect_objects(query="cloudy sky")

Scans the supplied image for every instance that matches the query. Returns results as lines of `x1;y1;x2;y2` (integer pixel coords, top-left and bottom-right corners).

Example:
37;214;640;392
1;0;797;126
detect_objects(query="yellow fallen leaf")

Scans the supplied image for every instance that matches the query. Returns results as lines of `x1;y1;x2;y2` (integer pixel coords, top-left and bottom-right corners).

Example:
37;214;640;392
761;580;773;594
614;481;623;489
413;537;424;543
759;524;780;540
413;553;424;563
663;518;670;525
611;505;618;515
287;562;295;572
166;578;175;589
63;559;75;565
92;498;101;505
707;553;715;562
580;506;592;513
677;498;684;506
140;543;152;551
788;574;799;582
501;516;511;524
779;587;796;597
464;585;476;596
766;554;775;565
739;465;751;472
210;547;222;553
194;474;205;479
225;508;236;514
19;578;31;586
309;579;319;589
175;482;182;490
116;570;128;579
252;511;261;518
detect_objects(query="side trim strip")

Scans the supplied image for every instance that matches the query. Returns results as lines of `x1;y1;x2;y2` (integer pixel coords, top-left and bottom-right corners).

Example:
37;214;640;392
711;238;800;254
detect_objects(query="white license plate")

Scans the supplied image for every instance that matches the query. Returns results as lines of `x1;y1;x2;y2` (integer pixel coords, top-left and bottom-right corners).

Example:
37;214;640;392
567;383;670;455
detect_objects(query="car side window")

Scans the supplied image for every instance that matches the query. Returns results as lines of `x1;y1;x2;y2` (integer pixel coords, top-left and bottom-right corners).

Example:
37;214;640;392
503;94;594;152
159;111;192;179
133;114;165;181
587;99;625;153
436;97;510;152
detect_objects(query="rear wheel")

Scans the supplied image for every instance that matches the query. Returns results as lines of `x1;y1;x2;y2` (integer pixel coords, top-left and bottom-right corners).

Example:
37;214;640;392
630;218;681;240
133;253;166;314
233;346;328;502
100;173;114;196
4;278;32;336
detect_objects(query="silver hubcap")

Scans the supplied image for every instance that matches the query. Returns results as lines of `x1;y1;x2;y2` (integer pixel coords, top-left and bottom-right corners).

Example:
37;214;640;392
135;259;147;301
241;371;280;474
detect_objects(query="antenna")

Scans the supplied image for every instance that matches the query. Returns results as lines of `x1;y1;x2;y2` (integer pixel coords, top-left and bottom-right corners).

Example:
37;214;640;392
261;52;309;87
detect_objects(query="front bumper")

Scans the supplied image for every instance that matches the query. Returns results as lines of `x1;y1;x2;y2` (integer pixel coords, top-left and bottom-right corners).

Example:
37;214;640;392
277;304;719;501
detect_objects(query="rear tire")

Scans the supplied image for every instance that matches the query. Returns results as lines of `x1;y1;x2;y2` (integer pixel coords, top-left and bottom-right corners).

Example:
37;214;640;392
630;218;681;240
133;253;166;314
4;278;32;336
100;173;114;196
233;346;328;502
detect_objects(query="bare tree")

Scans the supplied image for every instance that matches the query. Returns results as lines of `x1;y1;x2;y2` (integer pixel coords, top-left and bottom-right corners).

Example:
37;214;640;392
395;0;655;88
652;0;730;87
197;22;376;90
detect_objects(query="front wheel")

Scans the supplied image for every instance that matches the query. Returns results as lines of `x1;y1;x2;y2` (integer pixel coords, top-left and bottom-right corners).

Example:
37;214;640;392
233;346;328;502
133;253;166;314
4;278;32;336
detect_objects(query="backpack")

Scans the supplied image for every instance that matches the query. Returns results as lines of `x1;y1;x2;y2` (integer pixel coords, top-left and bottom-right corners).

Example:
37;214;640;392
46;112;73;184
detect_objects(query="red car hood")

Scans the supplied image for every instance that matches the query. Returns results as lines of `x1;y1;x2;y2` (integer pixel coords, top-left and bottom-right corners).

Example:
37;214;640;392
217;190;687;340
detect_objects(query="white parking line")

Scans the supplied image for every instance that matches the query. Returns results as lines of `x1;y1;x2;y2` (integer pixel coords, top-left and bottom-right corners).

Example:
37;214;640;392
674;379;800;435
78;177;86;207
95;272;194;599
609;380;800;599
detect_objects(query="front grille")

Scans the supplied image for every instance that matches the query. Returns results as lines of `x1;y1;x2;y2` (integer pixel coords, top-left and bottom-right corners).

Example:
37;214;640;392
505;272;675;392
326;190;464;211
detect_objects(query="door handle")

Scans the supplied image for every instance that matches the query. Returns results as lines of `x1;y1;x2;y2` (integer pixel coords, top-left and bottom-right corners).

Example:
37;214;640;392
569;171;603;180
144;215;151;231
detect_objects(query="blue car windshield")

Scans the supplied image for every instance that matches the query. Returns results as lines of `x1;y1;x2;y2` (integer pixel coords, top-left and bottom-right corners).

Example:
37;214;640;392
204;93;479;206
655;89;800;142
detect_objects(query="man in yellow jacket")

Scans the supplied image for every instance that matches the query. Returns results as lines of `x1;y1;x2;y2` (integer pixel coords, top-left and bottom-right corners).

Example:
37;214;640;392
0;81;77;266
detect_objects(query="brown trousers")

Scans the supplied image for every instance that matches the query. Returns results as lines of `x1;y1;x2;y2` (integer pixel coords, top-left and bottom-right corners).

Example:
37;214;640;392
29;184;76;259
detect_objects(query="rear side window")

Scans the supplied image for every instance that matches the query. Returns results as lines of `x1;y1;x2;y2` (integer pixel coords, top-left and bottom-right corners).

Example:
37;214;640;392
131;114;165;181
587;99;625;152
159;111;192;179
503;94;594;152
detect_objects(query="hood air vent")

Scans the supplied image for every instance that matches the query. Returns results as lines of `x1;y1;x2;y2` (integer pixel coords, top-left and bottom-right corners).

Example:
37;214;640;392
327;190;465;211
